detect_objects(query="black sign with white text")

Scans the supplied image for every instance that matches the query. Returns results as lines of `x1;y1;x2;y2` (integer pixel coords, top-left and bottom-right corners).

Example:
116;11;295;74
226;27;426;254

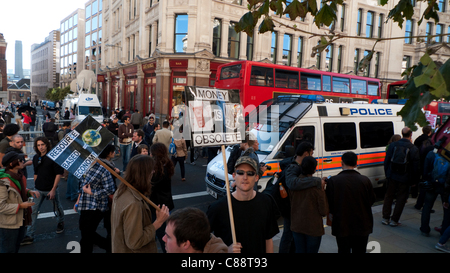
47;115;114;178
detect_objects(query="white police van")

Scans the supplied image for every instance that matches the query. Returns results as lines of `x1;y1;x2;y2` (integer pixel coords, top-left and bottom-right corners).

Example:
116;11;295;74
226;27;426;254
205;95;421;199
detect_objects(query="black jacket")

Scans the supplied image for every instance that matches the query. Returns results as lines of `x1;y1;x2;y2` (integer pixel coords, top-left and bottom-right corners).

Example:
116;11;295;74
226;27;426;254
384;138;420;184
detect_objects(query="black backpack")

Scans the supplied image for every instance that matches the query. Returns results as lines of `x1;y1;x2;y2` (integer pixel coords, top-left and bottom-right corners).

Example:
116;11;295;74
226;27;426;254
390;143;412;174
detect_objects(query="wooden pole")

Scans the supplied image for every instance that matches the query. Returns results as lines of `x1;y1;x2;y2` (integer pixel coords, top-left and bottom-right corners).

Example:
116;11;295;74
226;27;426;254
221;145;237;245
95;158;160;211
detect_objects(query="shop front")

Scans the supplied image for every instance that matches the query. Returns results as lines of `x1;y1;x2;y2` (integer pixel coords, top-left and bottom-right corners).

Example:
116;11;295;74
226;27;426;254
124;66;138;112
143;62;157;115
170;59;188;118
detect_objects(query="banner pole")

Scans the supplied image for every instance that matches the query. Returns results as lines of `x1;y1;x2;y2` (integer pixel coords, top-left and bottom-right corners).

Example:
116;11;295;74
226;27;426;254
221;145;237;245
95;159;160;211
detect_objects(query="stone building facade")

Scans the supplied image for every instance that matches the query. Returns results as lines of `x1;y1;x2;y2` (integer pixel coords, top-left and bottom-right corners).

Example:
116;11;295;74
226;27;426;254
100;0;450;119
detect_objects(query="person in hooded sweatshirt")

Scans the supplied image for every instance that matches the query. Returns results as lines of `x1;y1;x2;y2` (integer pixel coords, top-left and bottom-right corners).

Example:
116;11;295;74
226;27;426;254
163;207;228;253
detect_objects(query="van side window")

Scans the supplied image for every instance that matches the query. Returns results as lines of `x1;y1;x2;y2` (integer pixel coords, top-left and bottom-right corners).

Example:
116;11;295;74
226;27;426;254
323;123;357;151
281;126;315;153
359;122;394;148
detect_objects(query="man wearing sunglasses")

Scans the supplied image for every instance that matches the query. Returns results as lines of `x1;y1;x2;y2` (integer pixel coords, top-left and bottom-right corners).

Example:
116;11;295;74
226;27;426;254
207;156;279;253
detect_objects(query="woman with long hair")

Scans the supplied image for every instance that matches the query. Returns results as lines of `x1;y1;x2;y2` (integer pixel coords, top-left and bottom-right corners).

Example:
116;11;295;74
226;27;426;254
111;155;169;253
149;142;175;252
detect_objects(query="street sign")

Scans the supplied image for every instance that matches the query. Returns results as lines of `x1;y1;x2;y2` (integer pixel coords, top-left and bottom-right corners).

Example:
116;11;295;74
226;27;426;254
47;115;114;179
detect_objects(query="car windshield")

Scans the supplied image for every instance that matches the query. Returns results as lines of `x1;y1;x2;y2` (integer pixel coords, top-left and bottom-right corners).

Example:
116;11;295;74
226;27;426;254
246;96;312;153
79;106;103;116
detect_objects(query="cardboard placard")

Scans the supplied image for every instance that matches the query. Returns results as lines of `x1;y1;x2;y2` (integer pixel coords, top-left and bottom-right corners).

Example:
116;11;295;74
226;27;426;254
47;115;114;178
184;86;245;147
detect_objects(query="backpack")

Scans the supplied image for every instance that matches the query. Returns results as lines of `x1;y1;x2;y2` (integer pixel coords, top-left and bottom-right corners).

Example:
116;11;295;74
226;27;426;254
432;154;450;184
390;143;411;174
169;138;177;157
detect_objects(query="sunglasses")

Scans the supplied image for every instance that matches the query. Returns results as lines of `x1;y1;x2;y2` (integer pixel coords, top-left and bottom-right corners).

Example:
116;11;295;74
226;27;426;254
235;170;256;176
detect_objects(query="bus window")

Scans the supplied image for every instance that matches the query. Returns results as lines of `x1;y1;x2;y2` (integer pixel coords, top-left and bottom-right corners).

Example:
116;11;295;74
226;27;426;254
220;64;241;80
352;79;367;95
300;72;321;91
332;77;350;93
324;123;357;151
359;121;394;148
323;75;331;92
275;69;299;89
250;66;274;87
368;81;379;96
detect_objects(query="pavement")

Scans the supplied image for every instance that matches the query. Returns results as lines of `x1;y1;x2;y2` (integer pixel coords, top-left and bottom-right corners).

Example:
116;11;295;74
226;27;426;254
272;196;448;253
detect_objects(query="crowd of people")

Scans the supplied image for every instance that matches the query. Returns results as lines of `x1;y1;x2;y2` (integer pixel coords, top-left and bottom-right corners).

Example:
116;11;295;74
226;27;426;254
1;102;450;254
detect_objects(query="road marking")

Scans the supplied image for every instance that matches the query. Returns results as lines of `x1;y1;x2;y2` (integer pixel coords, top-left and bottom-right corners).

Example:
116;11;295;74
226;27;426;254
36;191;211;220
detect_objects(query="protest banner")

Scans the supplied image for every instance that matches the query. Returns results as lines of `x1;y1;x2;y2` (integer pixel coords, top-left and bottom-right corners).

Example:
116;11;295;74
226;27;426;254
47;115;160;211
47;115;114;178
184;86;245;245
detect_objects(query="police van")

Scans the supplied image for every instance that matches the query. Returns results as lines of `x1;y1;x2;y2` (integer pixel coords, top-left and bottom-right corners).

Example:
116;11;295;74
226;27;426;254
205;95;422;199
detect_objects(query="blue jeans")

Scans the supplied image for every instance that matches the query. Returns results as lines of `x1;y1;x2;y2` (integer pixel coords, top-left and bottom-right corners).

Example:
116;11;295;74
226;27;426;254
120;143;132;171
0;226;26;253
26;187;65;238
420;184;447;234
292;231;322;253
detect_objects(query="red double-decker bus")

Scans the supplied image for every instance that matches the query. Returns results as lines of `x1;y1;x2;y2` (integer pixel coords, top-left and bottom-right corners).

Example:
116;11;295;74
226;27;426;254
387;80;450;127
386;80;407;100
214;60;382;108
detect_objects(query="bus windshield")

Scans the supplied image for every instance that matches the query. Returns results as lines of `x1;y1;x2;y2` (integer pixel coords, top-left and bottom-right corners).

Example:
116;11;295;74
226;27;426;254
246;96;312;153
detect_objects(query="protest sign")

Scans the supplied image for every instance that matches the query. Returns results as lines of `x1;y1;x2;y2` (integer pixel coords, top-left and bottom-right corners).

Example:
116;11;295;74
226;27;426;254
47;115;114;179
184;86;245;147
184;86;245;245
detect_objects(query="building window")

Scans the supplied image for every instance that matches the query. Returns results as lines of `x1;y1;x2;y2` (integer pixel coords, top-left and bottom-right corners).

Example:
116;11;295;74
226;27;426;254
326;44;333;72
271;32;278;64
436;24;443;42
337;45;343;73
363;50;371;77
246;35;254;61
356;9;362;36
374;52;380;78
366;11;374;38
402;55;411;77
148;25;152;55
316;41;321;69
439;0;446;12
426;22;433;44
378;14;384;38
354;48;360;75
228;22;240;59
297;37;303;68
340;4;346;32
174;14;188;53
405;20;413;44
212;19;221;57
447;26;450;43
282;34;292;66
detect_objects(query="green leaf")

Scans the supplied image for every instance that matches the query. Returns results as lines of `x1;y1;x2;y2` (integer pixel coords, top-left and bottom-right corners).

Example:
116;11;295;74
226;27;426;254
284;0;307;20
307;0;318;15
439;59;450;100
269;0;284;16
259;17;275;33
413;53;449;99
387;0;414;28
314;4;337;27
235;11;258;37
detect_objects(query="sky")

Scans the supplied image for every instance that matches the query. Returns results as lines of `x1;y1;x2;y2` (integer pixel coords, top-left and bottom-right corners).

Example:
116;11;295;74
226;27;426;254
0;0;88;72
